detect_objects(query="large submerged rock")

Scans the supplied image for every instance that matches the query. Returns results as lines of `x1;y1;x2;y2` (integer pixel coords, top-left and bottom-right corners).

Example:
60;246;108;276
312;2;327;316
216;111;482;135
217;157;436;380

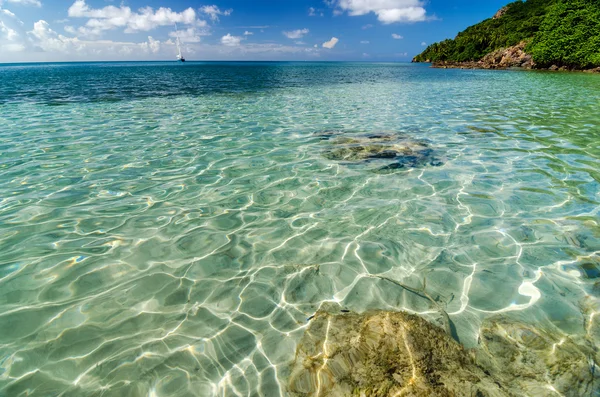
288;306;599;397
320;133;442;172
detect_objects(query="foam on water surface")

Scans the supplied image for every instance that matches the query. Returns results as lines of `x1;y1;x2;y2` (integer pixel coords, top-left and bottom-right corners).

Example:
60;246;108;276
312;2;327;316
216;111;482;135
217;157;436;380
0;62;599;396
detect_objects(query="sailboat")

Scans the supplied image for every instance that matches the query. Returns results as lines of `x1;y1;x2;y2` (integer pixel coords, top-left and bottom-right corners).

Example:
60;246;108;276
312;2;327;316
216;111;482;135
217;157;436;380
174;24;186;62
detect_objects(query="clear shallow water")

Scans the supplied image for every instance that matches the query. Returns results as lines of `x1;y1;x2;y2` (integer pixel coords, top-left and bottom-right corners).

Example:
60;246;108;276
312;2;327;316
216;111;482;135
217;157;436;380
0;62;599;396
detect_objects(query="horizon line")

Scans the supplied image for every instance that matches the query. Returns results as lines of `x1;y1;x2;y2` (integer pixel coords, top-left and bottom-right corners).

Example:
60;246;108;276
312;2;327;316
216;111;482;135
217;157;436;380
0;60;421;65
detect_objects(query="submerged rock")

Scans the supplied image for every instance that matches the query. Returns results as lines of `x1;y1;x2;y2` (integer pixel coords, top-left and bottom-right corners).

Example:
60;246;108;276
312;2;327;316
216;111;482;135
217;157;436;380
321;133;442;171
288;307;503;396
288;306;599;397
476;318;600;397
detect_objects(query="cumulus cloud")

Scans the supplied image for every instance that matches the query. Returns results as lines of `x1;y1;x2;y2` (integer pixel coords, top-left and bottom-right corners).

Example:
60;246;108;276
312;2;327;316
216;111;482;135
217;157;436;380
361;23;373;29
0;8;169;61
169;27;207;43
0;20;18;40
243;31;253;35
283;28;308;39
4;0;41;7
141;36;160;53
67;0;202;36
322;37;338;49
199;5;232;21
0;8;27;52
221;33;241;46
332;0;428;24
2;10;321;62
0;20;23;52
26;19;162;56
391;33;403;39
421;41;427;46
27;20;91;53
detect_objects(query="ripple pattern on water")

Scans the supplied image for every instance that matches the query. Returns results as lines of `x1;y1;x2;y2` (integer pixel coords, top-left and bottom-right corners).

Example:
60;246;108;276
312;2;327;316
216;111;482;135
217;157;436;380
0;63;599;396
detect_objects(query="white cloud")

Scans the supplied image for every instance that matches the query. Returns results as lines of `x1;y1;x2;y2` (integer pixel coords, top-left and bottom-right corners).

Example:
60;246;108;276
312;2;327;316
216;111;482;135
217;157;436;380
141;36;160;53
308;7;324;17
237;25;271;29
0;20;19;41
169;27;207;43
332;0;428;24
4;0;41;7
322;37;338;49
67;0;203;36
217;41;320;57
0;8;27;52
221;33;241;46
360;40;369;44
391;33;403;39
243;31;253;35
2;11;319;62
1;24;323;62
0;13;168;59
361;23;373;29
27;20;94;53
1;9;17;18
283;28;308;39
421;41;426;46
199;5;232;22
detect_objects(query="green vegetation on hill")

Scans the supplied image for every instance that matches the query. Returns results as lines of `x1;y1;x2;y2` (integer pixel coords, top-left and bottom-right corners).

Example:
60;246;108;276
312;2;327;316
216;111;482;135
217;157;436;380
414;0;600;69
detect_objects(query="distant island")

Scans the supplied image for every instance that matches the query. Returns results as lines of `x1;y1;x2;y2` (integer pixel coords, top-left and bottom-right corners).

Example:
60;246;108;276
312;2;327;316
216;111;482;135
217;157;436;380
413;0;600;72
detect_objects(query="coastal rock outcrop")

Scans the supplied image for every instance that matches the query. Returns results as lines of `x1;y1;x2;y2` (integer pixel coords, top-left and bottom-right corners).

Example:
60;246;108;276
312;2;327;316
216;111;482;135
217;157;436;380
433;42;535;70
288;306;599;397
493;6;508;19
480;41;535;69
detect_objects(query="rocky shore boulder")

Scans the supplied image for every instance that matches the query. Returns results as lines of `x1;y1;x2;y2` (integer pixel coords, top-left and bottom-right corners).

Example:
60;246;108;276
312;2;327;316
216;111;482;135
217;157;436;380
433;42;535;70
480;41;535;69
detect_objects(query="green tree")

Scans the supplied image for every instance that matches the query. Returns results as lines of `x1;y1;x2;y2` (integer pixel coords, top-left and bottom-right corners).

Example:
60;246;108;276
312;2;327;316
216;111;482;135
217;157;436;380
412;0;600;69
528;0;600;68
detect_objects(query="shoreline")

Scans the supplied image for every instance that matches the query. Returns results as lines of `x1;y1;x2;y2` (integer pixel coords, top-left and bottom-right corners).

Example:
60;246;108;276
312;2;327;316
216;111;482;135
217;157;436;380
428;61;600;73
414;41;600;74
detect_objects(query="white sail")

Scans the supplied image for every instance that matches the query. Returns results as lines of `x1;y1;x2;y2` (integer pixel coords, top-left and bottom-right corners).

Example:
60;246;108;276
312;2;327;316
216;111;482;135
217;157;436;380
176;36;183;60
175;23;184;61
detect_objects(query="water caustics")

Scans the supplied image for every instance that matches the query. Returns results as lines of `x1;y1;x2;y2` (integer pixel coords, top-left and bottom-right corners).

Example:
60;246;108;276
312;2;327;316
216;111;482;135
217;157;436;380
0;62;599;396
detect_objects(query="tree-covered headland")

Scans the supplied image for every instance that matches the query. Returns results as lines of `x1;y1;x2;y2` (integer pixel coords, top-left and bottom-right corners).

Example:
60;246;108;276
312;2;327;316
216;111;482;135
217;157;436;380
413;0;600;70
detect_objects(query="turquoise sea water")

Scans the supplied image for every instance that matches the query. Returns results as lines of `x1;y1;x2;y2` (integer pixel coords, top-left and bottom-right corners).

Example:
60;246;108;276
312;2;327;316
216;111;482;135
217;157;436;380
0;62;599;396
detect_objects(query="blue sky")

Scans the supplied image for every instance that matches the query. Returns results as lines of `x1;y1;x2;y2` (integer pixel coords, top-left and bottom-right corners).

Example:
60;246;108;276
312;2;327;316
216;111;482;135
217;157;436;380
0;0;511;62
